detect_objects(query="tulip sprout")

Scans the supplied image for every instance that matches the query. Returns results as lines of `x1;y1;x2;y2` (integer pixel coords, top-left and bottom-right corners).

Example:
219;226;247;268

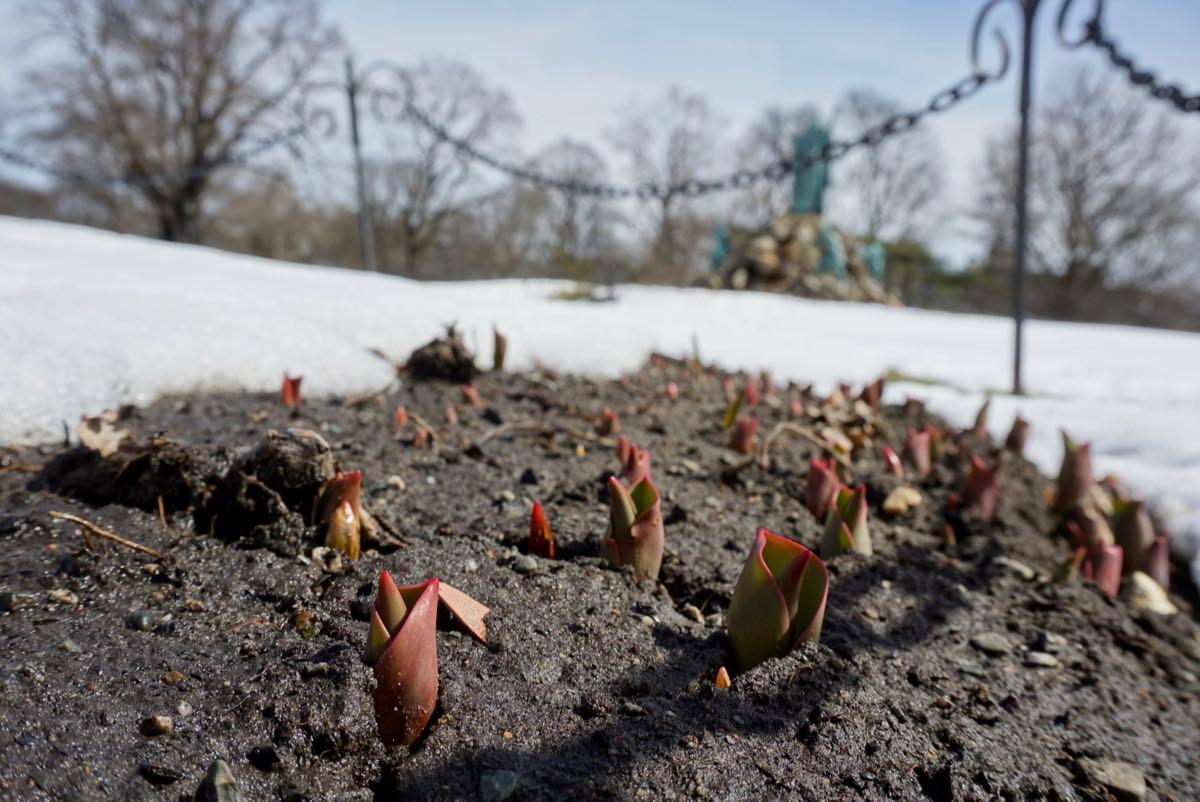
605;476;664;582
804;458;839;520
727;529;829;672
1004;416;1029;456
281;374;303;410
820;484;872;557
618;440;651;486
729;417;759;455
882;446;904;478
971;398;990;438
903;427;932;479
492;327;507;372
529;501;555;559
365;573;439;747
963;455;1001;523
461;384;484;410
598;406;619;437
1054;431;1094;515
314;471;362;559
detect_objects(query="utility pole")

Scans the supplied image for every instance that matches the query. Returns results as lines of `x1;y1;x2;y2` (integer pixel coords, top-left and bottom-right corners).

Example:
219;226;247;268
345;55;377;272
1011;0;1041;395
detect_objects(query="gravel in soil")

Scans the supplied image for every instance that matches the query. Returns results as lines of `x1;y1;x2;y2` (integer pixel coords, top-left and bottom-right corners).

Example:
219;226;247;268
0;360;1197;800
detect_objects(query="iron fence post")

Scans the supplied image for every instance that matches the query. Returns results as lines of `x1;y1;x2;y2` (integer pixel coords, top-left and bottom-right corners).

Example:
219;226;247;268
345;56;377;272
1012;0;1040;395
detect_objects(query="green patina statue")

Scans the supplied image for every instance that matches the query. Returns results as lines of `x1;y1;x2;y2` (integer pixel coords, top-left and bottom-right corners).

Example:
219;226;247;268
711;225;730;273
792;121;830;215
862;241;886;284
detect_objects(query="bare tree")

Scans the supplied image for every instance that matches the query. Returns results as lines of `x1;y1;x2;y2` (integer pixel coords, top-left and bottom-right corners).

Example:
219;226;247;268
16;0;338;242
832;89;944;240
608;87;725;282
528;138;617;266
975;68;1200;319
733;104;818;225
367;58;520;277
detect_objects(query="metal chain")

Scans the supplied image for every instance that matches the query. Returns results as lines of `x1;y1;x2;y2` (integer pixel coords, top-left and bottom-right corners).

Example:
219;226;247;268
1057;0;1200;113
1082;21;1200;112
1;46;1007;196
397;66;1003;201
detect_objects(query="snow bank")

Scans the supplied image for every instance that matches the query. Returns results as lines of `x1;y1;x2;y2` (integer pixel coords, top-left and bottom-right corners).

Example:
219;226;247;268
3;216;1199;581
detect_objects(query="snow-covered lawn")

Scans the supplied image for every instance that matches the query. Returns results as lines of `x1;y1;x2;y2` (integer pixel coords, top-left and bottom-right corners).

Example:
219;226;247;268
3;215;1199;582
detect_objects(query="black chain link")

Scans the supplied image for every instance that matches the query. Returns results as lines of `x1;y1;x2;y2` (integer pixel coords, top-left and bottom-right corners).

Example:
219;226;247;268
396;66;1001;201
1081;20;1200;112
2;34;1007;196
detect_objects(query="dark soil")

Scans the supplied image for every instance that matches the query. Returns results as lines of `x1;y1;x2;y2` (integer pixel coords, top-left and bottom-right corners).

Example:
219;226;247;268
1;361;1197;801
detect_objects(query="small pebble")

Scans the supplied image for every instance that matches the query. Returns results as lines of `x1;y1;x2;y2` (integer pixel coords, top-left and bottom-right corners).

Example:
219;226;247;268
882;486;922;515
309;547;343;574
464;559;479;573
970;632;1012;656
512;555;538;575
994;556;1037;581
1076;757;1146;802
1025;651;1060;668
126;610;169;631
138;764;181;785
479;770;521;802
1033;632;1067;653
1125;571;1177;616
640;615;655;627
48;588;79;606
680;604;704;624
519;468;539;485
184;599;207;613
176;701;193;717
162;670;186;684
194;759;244;802
386;475;406;491
59;639;82;654
139;715;173;736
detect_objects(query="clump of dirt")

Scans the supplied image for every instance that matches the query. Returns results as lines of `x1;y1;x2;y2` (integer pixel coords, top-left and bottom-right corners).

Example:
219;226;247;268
0;359;1197;801
192;428;335;552
37;435;224;515
405;326;479;383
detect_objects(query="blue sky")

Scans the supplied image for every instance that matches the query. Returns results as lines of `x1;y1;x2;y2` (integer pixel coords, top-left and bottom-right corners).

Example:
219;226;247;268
3;1;1198;264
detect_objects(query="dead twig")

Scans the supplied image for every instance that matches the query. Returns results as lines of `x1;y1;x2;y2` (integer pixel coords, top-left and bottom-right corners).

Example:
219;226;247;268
342;378;400;408
408;412;441;445
48;511;163;560
759;422;852;471
157;495;169;531
0;464;41;474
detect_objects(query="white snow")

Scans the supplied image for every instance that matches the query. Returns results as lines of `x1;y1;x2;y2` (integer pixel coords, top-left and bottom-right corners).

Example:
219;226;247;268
3;215;1200;582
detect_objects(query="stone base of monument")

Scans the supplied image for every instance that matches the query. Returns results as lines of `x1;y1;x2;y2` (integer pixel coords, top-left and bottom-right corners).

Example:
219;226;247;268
709;212;901;306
